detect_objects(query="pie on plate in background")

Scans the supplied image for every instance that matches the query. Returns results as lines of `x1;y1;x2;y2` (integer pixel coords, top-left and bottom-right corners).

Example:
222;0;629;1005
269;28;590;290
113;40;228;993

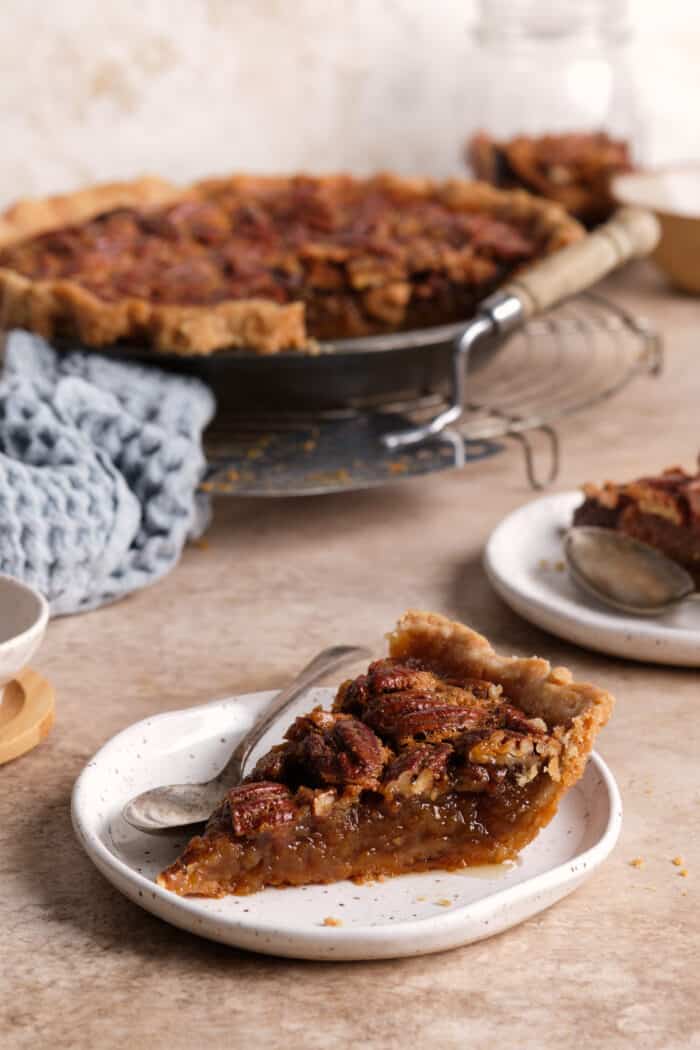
0;173;581;356
468;130;632;227
574;460;700;585
158;610;613;898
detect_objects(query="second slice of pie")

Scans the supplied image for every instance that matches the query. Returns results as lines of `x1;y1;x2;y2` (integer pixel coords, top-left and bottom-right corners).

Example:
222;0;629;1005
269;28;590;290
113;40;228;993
158;611;613;897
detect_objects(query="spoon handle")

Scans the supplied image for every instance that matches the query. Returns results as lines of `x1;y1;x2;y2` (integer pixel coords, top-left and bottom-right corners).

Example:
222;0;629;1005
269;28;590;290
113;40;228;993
215;644;372;787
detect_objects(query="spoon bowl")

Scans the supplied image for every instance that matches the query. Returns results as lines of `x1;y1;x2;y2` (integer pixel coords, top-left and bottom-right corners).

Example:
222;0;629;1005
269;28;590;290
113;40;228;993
564;527;697;616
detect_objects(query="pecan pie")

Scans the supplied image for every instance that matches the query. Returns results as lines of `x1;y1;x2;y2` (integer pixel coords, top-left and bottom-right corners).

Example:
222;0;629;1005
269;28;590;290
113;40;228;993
468;131;633;226
0;173;581;355
574;460;700;585
158;611;613;897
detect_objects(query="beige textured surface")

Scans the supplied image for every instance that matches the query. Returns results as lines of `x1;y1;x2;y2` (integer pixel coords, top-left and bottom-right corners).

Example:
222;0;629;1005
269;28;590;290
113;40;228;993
2;264;699;1049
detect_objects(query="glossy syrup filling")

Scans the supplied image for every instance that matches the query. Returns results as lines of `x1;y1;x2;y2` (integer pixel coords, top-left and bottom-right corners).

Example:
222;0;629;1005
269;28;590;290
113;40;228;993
158;778;561;898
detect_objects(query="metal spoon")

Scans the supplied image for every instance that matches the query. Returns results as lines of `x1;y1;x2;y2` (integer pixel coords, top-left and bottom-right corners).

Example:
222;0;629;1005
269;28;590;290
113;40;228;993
564;526;700;616
122;644;371;832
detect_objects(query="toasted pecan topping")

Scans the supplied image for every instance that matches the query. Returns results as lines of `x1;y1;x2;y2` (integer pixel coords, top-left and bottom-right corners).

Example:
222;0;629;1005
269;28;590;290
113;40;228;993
233;656;565;822
364;693;493;745
249;744;288;783
0;176;543;325
284;707;389;789
382;743;452;799
227;781;296;836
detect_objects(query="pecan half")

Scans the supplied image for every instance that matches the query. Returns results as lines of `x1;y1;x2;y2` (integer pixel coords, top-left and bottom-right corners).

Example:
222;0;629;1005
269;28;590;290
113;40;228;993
227;781;296;836
286;711;388;788
334;675;370;716
365;693;494;745
249;743;290;783
383;743;452;799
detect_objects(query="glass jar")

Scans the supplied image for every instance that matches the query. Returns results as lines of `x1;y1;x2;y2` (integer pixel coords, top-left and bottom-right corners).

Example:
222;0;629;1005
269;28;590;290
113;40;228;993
465;0;645;160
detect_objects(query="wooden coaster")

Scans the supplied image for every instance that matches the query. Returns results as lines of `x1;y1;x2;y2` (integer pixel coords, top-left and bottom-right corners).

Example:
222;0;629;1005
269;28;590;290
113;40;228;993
0;669;55;765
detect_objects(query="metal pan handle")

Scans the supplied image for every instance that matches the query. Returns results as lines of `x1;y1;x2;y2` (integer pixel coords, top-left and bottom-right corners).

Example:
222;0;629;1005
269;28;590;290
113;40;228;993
383;207;659;451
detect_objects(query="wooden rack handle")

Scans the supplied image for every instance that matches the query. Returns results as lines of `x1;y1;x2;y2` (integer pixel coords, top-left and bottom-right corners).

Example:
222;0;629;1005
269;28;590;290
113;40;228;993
502;207;660;320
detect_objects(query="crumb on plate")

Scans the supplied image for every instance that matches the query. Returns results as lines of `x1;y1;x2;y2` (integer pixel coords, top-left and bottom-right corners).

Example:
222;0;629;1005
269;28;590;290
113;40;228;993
629;857;645;869
322;916;343;927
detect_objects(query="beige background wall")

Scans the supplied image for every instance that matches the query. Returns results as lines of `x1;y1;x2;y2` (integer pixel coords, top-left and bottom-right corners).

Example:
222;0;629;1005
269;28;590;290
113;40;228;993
2;0;699;207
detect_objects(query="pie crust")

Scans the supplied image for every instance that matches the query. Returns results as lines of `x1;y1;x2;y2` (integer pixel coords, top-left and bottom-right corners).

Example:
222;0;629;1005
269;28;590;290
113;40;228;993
0;173;582;356
157;610;613;897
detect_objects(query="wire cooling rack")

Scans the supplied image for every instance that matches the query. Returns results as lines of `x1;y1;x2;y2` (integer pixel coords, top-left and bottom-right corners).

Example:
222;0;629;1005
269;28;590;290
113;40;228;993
203;293;662;496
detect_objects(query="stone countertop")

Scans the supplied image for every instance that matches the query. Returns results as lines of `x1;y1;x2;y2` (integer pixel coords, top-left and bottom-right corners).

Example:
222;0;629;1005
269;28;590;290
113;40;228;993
2;264;698;1050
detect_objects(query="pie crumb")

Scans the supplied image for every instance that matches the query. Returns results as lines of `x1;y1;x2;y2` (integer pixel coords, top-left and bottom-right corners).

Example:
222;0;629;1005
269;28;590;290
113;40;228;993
538;559;551;571
322;916;343;927
554;560;565;572
226;468;240;482
388;461;408;475
679;869;689;878
435;898;452;907
629;857;645;869
672;856;684;867
191;538;209;550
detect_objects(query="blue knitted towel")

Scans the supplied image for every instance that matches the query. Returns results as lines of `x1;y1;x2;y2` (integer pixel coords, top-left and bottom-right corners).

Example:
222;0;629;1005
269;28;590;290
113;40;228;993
0;330;215;615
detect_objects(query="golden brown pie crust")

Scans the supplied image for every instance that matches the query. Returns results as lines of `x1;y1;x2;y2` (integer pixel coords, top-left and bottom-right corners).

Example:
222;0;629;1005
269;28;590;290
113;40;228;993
388;610;612;789
0;173;582;356
157;611;613;897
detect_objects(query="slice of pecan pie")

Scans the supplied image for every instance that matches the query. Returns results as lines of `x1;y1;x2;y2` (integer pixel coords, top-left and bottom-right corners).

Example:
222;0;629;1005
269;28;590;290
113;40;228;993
158;611;613;897
0;173;581;355
468;131;632;227
574;459;700;585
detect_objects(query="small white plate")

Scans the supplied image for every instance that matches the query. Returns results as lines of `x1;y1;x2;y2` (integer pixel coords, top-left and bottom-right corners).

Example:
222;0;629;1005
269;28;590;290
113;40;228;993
72;687;621;961
485;491;700;667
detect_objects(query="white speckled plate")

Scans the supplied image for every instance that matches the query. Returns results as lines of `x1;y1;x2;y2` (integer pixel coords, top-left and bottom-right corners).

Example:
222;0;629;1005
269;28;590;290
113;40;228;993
72;687;621;961
485;491;700;667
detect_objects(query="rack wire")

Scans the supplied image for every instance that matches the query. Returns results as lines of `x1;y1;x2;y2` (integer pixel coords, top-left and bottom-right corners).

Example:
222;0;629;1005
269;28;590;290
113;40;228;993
203;293;662;496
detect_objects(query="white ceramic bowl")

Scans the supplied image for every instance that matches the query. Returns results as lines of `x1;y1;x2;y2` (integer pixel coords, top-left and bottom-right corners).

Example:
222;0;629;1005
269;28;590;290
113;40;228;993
0;575;49;695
